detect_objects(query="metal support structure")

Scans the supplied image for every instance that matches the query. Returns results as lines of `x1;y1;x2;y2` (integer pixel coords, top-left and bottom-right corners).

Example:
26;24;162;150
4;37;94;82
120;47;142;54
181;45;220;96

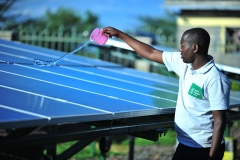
99;136;112;160
0;109;239;160
6;127;39;138
46;125;57;160
128;136;135;160
57;137;97;160
0;121;174;151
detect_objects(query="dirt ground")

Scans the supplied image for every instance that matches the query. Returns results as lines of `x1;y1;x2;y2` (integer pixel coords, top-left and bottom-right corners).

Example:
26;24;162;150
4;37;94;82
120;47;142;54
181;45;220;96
230;126;240;160
106;145;175;160
104;126;240;160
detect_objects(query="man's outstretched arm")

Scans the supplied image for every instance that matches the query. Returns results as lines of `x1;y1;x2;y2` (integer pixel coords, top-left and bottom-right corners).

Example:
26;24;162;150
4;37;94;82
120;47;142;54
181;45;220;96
103;26;164;64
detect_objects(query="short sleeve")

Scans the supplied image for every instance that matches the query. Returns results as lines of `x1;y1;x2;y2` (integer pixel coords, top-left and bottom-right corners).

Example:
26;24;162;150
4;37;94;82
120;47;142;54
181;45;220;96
162;51;183;76
207;76;230;110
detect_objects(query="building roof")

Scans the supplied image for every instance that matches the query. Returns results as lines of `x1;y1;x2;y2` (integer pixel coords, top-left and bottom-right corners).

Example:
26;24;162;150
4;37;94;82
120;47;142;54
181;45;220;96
164;0;240;11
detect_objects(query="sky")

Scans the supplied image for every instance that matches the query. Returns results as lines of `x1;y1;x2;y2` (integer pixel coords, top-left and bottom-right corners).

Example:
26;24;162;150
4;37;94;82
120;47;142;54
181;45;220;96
11;0;173;31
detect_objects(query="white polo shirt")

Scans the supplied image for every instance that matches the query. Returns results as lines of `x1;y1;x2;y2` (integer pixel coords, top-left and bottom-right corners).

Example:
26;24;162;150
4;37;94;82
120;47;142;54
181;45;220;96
162;51;230;148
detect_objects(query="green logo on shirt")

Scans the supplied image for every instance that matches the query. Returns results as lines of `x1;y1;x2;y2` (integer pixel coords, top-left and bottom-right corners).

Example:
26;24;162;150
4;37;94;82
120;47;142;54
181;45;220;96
188;83;203;99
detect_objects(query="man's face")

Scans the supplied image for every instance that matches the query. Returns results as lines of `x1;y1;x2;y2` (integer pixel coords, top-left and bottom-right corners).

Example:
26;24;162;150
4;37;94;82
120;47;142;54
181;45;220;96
179;34;195;64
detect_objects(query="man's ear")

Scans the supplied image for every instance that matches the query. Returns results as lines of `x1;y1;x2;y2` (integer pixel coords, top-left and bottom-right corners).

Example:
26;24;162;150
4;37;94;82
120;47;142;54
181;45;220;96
193;44;199;53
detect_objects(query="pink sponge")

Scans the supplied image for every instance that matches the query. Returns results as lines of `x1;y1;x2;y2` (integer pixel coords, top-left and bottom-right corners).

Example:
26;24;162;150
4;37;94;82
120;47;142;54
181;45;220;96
90;28;108;45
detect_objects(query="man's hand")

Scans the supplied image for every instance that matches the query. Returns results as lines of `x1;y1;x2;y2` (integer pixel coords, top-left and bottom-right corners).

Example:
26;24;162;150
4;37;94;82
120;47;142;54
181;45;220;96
103;27;121;38
102;26;164;64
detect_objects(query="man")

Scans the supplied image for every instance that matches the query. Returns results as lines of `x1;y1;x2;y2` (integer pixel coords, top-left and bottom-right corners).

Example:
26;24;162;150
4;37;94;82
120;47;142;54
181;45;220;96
103;27;230;160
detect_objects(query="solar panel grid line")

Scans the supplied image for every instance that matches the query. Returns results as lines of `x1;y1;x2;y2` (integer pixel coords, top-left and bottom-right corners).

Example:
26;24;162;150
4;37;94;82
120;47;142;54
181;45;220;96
0;84;113;114
0;51;178;96
98;67;179;87
0;42;121;67
0;80;172;120
0;51;32;60
0;48;93;67
0;67;178;104
0;110;48;129
0;43;68;60
0;69;108;97
0;49;176;93
0;41;177;84
0;69;176;110
0;67;176;122
0;86;115;128
112;109;170;119
0;42;178;87
0;84;172;127
60;65;179;94
0;51;179;105
119;97;176;110
13;63;178;99
0;104;51;120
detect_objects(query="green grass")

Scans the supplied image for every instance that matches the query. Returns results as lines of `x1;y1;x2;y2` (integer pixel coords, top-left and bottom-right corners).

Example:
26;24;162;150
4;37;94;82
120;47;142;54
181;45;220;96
230;79;240;91
134;129;176;146
53;129;176;159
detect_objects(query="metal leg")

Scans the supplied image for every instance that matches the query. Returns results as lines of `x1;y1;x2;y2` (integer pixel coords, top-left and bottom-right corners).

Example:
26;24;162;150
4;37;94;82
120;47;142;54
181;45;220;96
128;136;135;160
99;136;112;160
57;137;97;160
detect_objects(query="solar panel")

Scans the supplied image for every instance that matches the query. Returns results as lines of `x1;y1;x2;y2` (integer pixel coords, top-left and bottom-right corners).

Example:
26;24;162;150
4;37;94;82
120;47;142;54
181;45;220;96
0;39;178;128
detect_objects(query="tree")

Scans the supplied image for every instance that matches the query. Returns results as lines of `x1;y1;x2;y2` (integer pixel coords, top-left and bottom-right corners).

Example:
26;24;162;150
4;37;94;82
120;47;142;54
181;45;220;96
43;8;82;32
0;0;17;29
39;8;99;34
134;12;177;46
1;1;100;35
138;16;176;37
17;7;100;34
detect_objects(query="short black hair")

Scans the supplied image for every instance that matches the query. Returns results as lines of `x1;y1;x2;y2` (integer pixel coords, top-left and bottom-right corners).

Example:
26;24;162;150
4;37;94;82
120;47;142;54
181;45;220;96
183;28;210;53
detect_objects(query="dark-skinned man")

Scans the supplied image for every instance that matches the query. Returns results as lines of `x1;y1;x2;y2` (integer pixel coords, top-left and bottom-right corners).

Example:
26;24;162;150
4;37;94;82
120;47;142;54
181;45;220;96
103;27;230;160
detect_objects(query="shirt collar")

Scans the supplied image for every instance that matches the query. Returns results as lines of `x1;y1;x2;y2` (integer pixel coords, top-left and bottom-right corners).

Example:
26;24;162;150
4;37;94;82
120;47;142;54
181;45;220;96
188;56;215;74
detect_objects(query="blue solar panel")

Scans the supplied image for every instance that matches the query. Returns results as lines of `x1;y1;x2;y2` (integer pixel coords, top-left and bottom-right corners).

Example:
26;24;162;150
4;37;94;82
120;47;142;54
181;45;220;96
0;39;121;67
0;106;48;128
0;38;240;130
